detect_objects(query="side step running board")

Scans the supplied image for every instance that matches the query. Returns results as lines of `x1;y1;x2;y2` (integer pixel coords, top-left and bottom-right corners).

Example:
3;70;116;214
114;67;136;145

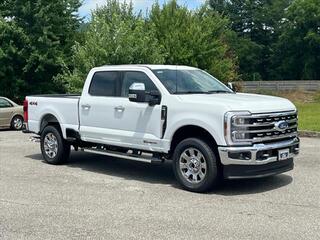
81;148;164;164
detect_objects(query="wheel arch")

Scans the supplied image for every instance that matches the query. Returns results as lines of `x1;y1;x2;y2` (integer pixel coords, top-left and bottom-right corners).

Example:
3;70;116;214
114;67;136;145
169;125;220;162
10;113;24;123
39;113;62;135
10;113;24;129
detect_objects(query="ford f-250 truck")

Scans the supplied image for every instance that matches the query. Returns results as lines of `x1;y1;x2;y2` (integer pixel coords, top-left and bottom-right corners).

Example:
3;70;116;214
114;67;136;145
23;65;299;192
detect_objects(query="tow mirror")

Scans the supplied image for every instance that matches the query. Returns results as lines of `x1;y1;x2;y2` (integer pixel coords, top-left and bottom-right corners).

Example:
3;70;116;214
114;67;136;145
148;90;161;106
128;83;146;103
227;82;235;92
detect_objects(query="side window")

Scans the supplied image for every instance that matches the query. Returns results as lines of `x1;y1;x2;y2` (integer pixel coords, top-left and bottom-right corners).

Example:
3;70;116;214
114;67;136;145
89;71;120;97
0;98;12;108
121;71;158;97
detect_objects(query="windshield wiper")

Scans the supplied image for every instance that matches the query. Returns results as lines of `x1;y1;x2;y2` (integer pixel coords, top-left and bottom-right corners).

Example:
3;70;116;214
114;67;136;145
206;90;233;94
176;91;209;94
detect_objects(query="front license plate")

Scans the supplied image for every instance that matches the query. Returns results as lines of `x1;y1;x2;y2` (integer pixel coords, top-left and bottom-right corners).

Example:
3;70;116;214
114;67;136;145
278;148;290;161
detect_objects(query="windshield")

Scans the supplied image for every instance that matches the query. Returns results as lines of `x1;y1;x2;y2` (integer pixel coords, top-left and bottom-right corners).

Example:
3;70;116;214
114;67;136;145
152;69;233;94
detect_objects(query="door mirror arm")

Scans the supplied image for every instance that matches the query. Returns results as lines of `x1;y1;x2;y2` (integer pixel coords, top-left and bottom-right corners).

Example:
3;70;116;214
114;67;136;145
147;90;161;106
227;82;235;92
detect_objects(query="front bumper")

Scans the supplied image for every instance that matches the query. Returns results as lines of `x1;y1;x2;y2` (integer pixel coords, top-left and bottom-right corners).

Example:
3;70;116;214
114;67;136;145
218;137;299;179
223;159;294;179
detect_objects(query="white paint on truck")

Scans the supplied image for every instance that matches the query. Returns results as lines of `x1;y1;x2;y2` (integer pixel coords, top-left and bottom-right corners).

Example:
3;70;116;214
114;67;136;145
23;65;300;192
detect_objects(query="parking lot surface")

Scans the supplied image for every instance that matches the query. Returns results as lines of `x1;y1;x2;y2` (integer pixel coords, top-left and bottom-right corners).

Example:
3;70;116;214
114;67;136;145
0;130;319;240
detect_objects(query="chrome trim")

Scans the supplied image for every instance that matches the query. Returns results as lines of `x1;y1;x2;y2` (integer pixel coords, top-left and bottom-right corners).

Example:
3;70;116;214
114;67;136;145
251;133;298;142
235;125;297;134
224;111;252;146
232;132;298;143
218;137;299;165
233;118;297;128
225;110;298;145
238;110;296;118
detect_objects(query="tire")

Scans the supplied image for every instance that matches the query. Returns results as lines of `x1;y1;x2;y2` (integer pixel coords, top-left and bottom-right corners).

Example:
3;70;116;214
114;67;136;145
40;125;70;165
11;115;24;130
172;138;220;193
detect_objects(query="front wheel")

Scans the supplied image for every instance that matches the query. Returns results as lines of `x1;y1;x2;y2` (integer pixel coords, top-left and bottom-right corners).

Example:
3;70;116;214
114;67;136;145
172;138;220;192
40;125;70;165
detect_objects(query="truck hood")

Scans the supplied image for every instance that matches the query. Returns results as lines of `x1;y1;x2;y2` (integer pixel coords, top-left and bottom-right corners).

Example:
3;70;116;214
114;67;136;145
176;93;296;113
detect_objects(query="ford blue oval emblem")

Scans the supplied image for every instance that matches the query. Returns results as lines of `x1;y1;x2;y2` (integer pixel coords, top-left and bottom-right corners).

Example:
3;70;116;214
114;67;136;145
274;120;289;131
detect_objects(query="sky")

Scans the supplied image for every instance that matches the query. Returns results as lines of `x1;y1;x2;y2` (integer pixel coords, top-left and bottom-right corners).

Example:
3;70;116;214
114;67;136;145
78;0;206;21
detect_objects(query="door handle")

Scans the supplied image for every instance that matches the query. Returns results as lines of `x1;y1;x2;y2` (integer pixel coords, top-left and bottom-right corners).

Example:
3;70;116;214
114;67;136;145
81;104;91;110
114;106;125;112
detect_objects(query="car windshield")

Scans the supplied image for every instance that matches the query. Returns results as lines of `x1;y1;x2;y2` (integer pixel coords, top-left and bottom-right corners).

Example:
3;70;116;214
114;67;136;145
152;69;233;94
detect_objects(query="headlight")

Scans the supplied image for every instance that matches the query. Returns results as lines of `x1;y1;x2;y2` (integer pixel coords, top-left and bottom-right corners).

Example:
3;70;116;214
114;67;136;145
224;111;252;145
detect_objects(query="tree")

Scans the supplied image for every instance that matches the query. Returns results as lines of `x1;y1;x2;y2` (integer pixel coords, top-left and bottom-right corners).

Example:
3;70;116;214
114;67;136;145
209;0;292;80
149;1;238;82
57;0;165;93
0;18;28;101
0;0;81;99
272;0;320;80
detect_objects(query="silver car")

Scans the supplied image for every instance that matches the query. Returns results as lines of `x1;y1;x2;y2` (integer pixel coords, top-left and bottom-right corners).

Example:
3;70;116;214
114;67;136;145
0;97;24;130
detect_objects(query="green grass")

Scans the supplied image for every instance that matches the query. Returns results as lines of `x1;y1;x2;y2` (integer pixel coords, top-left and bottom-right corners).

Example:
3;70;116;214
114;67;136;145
248;89;320;132
295;102;320;132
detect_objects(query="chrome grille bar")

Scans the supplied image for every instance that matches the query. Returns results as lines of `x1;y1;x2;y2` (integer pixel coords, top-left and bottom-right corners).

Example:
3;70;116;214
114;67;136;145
235;125;297;134
233;118;297;127
230;111;298;144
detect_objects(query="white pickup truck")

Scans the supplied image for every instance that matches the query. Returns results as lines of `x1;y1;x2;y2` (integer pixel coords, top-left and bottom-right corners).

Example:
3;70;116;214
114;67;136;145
23;65;299;192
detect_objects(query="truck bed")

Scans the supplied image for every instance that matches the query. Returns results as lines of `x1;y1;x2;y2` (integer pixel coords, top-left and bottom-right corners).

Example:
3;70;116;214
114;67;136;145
26;94;80;138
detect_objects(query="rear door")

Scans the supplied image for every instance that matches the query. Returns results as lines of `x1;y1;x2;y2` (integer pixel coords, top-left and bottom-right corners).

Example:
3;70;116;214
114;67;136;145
79;71;122;143
0;98;13;126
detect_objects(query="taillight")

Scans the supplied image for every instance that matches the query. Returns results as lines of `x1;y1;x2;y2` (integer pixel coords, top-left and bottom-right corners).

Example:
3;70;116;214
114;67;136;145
23;98;28;122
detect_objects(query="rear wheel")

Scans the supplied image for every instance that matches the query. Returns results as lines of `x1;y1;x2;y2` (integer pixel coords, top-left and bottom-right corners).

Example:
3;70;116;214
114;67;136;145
11;115;23;130
172;138;220;192
40;125;70;164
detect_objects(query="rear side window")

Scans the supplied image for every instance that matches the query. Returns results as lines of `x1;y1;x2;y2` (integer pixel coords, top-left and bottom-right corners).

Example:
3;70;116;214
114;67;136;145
0;98;12;108
89;71;120;97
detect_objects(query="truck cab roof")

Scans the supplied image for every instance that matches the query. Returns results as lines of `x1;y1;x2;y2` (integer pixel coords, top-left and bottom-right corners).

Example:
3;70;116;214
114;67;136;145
99;64;198;70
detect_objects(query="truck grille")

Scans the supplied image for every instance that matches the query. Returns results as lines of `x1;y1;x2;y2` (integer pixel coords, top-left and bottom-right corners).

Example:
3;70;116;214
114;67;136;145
232;111;298;144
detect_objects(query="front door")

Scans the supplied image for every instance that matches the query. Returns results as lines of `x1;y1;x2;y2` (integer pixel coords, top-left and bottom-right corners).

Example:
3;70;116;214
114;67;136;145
115;71;163;151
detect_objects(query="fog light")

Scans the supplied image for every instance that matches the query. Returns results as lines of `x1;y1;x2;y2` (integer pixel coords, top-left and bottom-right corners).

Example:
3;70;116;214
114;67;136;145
228;151;251;160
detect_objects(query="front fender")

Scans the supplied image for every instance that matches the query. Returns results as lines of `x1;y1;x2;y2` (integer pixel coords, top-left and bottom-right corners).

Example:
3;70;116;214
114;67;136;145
164;112;226;146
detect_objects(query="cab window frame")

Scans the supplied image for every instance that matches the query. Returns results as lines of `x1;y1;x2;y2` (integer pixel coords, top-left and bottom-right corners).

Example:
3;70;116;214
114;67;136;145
119;70;161;98
88;71;122;97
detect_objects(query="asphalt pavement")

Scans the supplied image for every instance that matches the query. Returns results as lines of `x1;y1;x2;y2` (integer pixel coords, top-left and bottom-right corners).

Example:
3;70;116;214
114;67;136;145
0;130;319;240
